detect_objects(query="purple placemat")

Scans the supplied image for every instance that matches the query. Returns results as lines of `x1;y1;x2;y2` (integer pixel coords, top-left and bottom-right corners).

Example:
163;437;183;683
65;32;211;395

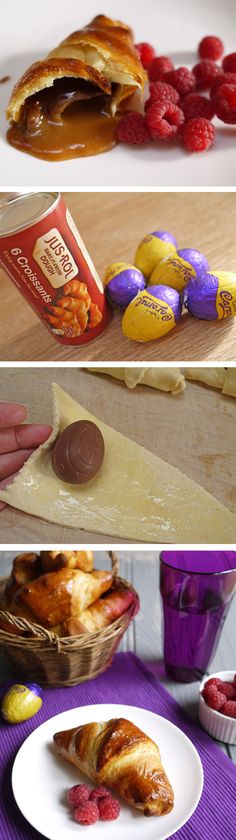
0;652;235;839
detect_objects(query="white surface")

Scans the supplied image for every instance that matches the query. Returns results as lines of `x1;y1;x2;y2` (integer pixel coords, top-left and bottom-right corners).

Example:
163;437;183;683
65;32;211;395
12;703;203;840
199;671;236;745
0;0;235;187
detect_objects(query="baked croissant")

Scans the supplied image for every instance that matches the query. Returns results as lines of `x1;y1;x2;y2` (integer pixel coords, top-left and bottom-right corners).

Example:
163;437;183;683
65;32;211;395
62;587;137;635
40;550;94;573
54;717;174;816
16;567;113;627
4;552;42;606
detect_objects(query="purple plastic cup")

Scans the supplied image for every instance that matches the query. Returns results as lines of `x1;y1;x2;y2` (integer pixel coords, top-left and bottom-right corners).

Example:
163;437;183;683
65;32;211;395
160;551;236;682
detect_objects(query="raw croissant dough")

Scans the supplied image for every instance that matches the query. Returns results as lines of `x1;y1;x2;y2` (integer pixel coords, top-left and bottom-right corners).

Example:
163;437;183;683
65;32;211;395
0;384;235;543
90;367;186;394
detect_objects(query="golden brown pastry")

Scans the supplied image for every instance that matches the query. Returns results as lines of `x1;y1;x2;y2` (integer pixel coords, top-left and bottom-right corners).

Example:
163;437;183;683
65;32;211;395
16;567;113;628
40;550;94;573
7;15;145;160
62;587;137;635
54;717;174;816
4;552;41;606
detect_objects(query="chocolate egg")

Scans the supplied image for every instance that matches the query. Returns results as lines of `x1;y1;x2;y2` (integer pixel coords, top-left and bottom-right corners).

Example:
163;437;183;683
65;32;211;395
1;683;42;724
135;231;177;278
183;270;236;320
52;420;105;484
103;262;145;308
122;284;182;342
150;247;209;293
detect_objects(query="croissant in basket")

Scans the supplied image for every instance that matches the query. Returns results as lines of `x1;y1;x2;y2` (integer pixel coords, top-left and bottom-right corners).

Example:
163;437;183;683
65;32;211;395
6;14;146;160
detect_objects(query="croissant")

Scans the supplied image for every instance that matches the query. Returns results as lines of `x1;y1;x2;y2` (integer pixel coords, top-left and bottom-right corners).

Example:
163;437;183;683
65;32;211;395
54;717;174;816
40;550;94;573
7;15;145;160
4;552;42;606
16;567;113;627
62;587;137;635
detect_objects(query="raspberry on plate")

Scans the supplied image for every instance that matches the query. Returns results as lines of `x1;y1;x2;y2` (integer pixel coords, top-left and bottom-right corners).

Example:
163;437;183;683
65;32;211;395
98;796;121;821
117;112;150;144
74;801;99;825
214;83;236;124
90;785;111;801
222;53;236;74
148;56;174;82
199;36;224;61
164;67;196;96
181;117;216;152
135;42;156;69
181;93;215;120
67;784;91;808
222;701;236;718
210;71;236;100
145;101;185;139
149;81;180;104
193;59;221;90
202;684;226;710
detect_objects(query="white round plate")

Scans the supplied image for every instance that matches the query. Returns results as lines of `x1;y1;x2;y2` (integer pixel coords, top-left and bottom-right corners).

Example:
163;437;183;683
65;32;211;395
0;0;235;187
12;703;203;840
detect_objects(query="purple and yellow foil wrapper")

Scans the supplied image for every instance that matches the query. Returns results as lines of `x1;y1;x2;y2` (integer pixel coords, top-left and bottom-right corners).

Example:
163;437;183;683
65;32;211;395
183;271;236;320
104;261;145;308
122;284;182;342
149;248;209;293
135;230;177;278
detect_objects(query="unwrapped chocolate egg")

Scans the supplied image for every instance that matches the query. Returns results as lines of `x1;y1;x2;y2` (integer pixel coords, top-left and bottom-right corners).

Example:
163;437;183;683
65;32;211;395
1;683;43;724
183;270;236;319
122;284;182;342
135;230;177;278
104;262;145;308
150;248;209;293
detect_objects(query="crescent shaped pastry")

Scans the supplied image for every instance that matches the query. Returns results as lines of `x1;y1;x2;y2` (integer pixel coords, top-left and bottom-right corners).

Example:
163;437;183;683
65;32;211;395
6;15;145;160
90;366;186;394
0;384;235;543
53;717;174;816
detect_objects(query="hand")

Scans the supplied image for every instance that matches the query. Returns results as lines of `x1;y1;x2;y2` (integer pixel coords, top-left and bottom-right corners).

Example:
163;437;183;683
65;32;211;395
0;403;52;509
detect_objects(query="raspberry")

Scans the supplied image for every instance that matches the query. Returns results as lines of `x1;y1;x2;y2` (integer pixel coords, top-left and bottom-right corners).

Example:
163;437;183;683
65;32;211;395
234;674;236;686
214;83;236;124
222;701;236;718
211;72;236;100
148;56;174;82
117;112;150;144
202;684;226;710
220;682;236;700
74;801;99;825
199;36;224;61
149;81;180;104
181;93;215;120
90;786;111;802
164;67;196;96
181;117;216;152
223;53;236;74
145;101;185;139
193;60;221;90
135;42;156;69
67;784;91;808
205;677;223;687
98;797;121;821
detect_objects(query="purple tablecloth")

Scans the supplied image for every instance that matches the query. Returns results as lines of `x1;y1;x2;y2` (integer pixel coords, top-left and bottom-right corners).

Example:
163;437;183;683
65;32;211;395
0;652;235;839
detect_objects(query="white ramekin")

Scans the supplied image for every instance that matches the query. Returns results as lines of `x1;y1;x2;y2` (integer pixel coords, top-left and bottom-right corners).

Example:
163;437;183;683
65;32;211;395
199;671;236;745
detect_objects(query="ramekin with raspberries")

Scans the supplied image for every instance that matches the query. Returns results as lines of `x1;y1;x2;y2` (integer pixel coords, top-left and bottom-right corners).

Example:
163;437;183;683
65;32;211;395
199;671;236;745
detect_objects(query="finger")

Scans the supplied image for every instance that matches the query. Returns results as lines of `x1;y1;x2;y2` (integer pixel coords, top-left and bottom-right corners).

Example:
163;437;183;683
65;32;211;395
0;449;34;481
0;403;27;428
0;424;52;455
0;471;18;509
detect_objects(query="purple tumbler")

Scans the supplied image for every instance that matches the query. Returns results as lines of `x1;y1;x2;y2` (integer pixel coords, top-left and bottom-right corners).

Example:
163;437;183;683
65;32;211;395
160;551;236;682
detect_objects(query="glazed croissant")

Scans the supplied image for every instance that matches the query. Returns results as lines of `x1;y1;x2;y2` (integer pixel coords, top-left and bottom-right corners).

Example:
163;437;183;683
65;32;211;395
54;717;174;816
4;552;42;606
7;15;145;127
40;550;94;573
16;567;113;627
62;587;137;635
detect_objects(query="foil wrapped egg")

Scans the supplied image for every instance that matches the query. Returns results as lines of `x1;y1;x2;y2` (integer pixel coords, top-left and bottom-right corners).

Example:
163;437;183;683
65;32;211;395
122;284;182;342
135;230;177;278
150;247;209;293
183;270;236;319
104;262;146;308
1;683;43;724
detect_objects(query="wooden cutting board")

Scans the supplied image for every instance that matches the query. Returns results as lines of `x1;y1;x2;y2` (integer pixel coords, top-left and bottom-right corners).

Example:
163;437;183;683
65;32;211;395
0;191;236;362
0;367;235;543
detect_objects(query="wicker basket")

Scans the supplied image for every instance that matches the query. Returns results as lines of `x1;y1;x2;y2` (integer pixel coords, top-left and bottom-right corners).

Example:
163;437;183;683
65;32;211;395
0;552;138;687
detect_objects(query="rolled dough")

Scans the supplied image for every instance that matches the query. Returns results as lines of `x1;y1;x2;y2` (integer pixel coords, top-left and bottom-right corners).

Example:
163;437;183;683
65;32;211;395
90;367;186;394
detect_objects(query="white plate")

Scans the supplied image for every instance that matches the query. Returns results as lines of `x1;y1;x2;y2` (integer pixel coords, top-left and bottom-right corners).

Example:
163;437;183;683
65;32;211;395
0;0;235;187
12;703;203;840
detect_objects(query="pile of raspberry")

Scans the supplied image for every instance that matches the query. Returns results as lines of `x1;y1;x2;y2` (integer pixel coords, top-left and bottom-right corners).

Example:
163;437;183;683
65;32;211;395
202;675;236;717
67;783;120;826
117;35;236;152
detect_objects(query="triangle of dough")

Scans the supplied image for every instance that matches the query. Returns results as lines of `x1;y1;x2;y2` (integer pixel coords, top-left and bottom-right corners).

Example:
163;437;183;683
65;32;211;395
0;383;235;543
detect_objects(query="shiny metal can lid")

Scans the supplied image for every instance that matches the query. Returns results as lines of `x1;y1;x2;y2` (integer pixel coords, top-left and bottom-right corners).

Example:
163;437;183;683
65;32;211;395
0;192;60;237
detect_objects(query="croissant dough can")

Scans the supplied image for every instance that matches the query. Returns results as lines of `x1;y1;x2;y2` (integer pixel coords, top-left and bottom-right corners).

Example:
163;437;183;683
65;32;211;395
0;383;236;543
0;192;111;345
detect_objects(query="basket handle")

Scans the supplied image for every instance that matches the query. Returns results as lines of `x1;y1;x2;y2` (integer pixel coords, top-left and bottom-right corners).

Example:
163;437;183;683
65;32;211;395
0;610;61;649
108;551;119;576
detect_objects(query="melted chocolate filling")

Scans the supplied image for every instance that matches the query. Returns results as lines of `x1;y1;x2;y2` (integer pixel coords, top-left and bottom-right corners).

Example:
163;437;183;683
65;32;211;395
23;77;105;134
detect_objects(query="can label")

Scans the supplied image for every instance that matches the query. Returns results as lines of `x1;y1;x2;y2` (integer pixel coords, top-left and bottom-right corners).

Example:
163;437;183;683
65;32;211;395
0;194;111;345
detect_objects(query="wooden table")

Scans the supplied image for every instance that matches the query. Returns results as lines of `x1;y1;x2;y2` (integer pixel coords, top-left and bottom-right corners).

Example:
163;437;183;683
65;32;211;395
0;550;235;766
0;367;236;542
0;191;236;362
